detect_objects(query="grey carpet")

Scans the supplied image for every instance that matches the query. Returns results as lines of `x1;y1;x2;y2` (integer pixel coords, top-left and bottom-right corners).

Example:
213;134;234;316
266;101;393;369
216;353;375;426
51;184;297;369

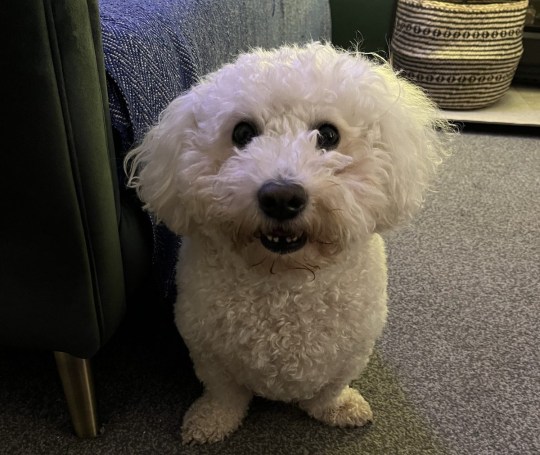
1;130;539;454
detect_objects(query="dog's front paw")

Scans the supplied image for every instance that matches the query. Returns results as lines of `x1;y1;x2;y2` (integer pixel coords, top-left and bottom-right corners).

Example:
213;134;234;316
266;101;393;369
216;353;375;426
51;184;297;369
301;386;373;428
181;393;249;444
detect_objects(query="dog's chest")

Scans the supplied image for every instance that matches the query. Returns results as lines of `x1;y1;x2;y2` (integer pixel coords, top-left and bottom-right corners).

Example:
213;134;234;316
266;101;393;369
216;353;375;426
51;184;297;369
182;276;378;400
241;289;353;393
176;235;387;401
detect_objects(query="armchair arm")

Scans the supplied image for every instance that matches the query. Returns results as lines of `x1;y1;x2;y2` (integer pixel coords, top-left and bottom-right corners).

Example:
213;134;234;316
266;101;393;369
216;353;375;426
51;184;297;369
1;0;125;358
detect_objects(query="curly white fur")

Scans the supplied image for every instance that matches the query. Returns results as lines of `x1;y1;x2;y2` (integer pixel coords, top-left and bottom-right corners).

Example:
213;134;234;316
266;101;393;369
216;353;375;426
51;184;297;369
126;42;449;444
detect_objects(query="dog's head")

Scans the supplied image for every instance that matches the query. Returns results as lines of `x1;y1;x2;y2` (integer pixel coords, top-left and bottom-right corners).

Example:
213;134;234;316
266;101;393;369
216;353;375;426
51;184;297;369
126;43;449;272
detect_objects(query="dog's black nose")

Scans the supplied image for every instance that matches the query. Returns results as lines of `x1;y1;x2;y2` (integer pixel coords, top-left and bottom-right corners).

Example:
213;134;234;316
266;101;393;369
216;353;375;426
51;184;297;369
257;180;308;221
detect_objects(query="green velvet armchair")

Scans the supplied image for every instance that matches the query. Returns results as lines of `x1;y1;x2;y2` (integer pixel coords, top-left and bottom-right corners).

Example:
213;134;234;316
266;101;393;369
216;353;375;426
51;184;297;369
1;0;153;437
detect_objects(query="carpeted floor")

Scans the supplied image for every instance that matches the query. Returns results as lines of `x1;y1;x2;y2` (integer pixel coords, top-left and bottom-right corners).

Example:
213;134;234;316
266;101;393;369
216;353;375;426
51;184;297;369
1;129;539;454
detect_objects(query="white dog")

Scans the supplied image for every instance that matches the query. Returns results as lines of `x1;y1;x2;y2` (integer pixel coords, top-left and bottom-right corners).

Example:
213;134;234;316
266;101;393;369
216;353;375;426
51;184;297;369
126;42;448;444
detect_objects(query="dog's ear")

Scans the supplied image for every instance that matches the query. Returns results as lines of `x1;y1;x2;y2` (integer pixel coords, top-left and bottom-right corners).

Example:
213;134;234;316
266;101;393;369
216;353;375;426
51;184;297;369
370;65;451;231
124;92;198;234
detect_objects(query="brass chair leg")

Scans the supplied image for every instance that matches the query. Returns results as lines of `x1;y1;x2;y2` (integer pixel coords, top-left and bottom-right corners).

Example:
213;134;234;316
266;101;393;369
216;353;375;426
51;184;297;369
54;351;99;438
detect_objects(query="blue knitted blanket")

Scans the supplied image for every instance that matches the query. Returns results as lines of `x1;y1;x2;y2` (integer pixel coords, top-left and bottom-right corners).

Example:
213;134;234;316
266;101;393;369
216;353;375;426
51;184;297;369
99;0;331;300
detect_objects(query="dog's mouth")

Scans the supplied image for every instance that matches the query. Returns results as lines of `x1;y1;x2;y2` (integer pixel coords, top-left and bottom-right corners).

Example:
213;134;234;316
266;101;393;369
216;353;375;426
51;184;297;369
259;228;307;254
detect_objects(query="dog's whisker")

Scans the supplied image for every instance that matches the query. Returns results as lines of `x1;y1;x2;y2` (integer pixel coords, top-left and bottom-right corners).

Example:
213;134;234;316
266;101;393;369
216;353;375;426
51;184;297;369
327;207;344;214
316;239;335;245
269;258;278;275
304;262;321;271
288;258;318;281
249;255;268;268
322;180;341;190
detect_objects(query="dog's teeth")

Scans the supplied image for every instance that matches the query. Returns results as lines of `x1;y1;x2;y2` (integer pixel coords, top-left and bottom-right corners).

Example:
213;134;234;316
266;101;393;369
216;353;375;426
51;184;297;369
264;233;302;244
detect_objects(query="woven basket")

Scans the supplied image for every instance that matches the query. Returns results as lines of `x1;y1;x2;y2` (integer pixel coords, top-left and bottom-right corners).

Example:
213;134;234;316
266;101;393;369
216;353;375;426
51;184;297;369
390;0;528;109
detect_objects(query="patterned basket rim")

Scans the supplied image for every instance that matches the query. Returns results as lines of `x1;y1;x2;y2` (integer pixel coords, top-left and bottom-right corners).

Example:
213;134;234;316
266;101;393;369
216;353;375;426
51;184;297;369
391;49;524;61
396;0;529;12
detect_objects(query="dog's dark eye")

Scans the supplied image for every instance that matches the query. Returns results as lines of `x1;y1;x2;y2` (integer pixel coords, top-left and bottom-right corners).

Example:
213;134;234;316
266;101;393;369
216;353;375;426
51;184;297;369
316;123;340;150
232;121;259;148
